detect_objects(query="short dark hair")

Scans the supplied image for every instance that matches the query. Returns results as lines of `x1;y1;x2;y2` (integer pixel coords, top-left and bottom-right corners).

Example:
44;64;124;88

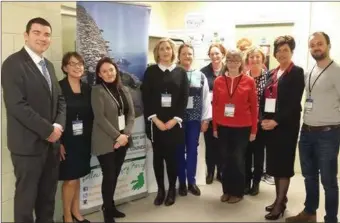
95;57;122;89
26;17;52;34
310;31;331;45
61;52;85;75
273;35;295;57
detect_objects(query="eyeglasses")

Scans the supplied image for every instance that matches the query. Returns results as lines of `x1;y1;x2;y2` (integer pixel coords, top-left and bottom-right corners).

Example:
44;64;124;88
68;62;84;67
226;60;241;64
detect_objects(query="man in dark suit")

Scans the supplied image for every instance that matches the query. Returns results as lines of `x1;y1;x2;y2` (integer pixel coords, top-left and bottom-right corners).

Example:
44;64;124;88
1;17;66;223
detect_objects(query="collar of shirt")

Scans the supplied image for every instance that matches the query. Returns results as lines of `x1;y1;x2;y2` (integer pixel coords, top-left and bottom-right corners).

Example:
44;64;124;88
158;63;176;72
24;45;44;66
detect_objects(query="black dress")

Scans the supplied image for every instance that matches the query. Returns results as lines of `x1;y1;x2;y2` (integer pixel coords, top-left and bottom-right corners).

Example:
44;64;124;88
59;78;93;180
260;64;305;178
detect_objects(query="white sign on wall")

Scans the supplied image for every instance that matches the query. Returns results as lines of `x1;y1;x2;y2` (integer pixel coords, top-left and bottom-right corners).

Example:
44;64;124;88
185;13;205;30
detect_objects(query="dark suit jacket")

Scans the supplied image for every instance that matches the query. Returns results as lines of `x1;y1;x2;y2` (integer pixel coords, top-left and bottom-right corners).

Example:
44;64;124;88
1;47;66;155
260;64;305;125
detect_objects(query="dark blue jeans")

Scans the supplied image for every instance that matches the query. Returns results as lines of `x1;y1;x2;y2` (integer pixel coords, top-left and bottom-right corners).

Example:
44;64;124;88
299;126;340;223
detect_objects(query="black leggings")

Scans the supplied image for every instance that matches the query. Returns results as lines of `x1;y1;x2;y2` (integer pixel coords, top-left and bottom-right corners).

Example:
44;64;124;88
152;142;177;190
245;124;265;184
97;146;128;211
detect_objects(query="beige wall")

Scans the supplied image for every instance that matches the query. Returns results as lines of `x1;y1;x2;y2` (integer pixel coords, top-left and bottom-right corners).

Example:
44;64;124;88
1;2;64;222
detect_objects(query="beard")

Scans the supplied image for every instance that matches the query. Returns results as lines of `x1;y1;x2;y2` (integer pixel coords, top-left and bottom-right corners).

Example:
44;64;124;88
311;51;327;61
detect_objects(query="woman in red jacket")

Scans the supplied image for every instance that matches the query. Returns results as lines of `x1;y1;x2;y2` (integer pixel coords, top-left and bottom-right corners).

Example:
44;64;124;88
212;50;258;204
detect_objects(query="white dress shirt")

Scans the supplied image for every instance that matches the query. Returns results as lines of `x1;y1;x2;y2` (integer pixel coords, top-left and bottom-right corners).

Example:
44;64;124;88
24;45;63;132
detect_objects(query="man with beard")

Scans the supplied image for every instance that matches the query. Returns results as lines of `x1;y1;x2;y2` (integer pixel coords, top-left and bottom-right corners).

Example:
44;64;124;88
286;32;340;223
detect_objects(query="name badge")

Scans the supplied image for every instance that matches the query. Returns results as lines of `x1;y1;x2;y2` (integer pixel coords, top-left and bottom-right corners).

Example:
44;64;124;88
305;98;313;112
72;120;83;136
187;96;194;109
118;115;125;131
265;98;276;113
224;104;235;117
161;94;172;107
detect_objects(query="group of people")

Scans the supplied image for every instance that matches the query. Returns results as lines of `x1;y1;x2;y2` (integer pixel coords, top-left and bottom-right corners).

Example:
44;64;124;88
2;17;135;223
2;16;340;223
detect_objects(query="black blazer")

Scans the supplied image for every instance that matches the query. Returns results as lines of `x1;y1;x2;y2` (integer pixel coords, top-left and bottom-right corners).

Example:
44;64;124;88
260;64;305;125
1;48;66;155
141;64;189;144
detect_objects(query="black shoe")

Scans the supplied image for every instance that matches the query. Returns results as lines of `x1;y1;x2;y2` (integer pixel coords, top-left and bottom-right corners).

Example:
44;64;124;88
102;209;115;223
154;189;166;206
72;214;90;223
265;197;288;212
108;201;126;218
206;174;213;184
178;183;187;196
164;188;176;206
264;204;286;220
244;186;251;195
249;182;259;196
113;208;125;218
188;184;201;196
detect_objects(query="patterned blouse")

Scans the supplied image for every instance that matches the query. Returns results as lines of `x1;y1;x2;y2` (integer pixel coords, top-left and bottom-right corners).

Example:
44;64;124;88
247;69;268;108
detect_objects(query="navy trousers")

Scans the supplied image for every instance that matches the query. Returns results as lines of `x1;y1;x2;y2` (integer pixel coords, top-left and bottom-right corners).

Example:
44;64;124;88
176;120;201;185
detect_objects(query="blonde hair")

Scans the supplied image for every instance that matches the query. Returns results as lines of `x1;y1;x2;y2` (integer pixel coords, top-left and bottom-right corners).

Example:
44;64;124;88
236;38;252;52
244;46;266;65
223;49;244;73
153;38;176;63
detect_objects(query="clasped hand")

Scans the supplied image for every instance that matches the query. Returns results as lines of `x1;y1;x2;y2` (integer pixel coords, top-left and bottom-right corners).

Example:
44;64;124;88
152;117;178;131
261;119;278;130
114;134;129;149
46;126;62;143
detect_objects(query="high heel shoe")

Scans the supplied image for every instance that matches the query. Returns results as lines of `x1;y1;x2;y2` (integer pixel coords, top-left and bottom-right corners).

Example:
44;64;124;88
264;204;286;220
72;214;90;223
265;196;288;212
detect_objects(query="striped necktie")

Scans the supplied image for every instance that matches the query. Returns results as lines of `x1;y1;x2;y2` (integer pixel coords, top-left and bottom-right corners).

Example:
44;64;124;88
38;59;52;92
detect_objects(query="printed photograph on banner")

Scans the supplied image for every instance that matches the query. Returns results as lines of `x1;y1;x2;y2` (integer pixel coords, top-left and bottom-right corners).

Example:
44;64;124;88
76;1;151;118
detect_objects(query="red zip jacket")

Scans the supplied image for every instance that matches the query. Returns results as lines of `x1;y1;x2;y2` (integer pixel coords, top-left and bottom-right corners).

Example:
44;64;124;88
212;73;258;134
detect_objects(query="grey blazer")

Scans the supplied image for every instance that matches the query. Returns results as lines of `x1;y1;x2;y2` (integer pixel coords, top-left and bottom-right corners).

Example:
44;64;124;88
1;48;66;155
91;84;135;156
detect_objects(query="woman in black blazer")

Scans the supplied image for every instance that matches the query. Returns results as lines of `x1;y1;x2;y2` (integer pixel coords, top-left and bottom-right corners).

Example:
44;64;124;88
142;38;189;206
260;36;305;220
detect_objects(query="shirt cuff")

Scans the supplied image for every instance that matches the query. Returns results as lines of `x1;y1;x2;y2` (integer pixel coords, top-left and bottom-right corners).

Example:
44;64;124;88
147;114;157;121
173;117;183;123
53;123;64;132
